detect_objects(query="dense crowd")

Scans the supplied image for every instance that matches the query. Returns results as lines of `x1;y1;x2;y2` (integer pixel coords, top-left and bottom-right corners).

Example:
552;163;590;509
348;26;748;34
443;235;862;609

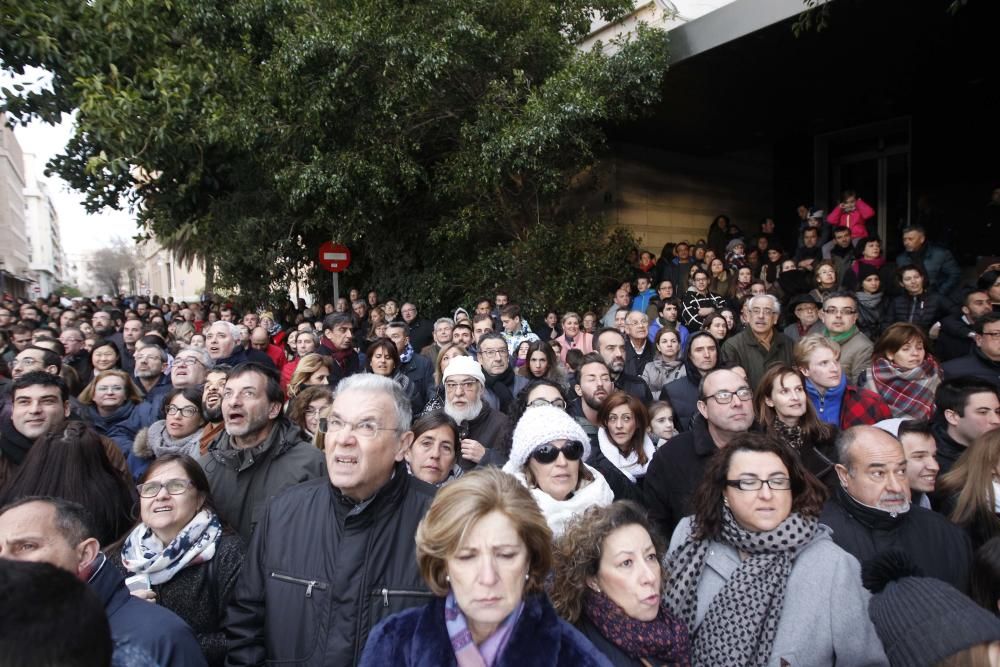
2;193;1000;666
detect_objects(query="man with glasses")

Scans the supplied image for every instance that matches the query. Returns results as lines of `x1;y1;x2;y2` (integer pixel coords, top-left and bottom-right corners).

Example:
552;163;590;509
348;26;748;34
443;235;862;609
477;332;528;415
820;426;971;592
818;291;872;385
721;294;793;388
225;373;435;667
10;346;60;381
440;356;512;470
171;346;212;389
943;312;1000;389
198;362;325;540
643;368;755;537
59;327;92;390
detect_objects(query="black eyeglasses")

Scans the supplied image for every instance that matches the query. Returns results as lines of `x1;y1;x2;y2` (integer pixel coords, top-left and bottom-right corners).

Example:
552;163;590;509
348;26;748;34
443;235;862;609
529;440;585;464
725;477;792;492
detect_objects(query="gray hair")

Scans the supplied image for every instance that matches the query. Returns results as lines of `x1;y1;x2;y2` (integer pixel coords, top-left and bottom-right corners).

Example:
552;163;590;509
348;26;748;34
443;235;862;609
332;374;412;432
209;320;241;341
176;345;213;370
747;294;781;317
434;317;455;329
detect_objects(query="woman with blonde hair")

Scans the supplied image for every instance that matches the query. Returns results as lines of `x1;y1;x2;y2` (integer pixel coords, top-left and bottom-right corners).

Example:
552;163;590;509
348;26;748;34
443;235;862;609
938;430;1000;550
360;467;609;666
79;369;158;474
286;353;333;400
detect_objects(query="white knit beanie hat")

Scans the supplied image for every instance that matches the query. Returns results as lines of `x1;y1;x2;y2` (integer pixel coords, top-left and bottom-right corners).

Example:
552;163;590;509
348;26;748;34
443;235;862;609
507;405;590;472
441;355;485;386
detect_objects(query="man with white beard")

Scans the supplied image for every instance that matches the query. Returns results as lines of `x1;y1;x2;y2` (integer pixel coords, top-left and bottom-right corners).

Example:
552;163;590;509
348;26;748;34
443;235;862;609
439;356;512;471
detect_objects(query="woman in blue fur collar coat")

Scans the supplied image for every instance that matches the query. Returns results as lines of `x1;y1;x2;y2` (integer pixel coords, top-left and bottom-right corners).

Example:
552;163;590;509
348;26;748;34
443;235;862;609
360;467;611;667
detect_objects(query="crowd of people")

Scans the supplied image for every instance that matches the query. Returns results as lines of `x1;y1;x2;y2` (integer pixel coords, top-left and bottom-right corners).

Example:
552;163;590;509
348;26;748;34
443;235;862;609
2;193;1000;666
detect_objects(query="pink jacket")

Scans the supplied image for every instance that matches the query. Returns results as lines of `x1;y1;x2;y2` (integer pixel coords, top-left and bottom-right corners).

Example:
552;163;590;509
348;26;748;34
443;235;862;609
827;198;875;239
554;332;593;362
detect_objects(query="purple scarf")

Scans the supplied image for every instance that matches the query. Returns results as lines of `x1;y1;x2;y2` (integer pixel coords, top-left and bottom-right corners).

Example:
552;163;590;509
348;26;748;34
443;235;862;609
445;591;524;667
583;589;691;665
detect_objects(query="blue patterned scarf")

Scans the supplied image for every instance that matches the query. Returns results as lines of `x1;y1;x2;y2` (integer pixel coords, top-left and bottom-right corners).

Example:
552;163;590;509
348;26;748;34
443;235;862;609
400;343;415;364
121;509;222;585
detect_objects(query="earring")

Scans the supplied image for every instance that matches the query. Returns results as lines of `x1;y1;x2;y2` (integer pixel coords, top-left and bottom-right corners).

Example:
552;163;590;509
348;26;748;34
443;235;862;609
524;573;529;581
446;575;450;582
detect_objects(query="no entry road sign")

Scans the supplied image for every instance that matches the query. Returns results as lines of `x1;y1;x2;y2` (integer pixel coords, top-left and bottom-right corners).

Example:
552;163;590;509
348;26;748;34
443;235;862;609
318;242;351;273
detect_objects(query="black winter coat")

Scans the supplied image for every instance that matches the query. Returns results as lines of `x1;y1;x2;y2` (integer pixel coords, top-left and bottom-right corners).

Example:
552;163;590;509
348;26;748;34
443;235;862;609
107;532;245;666
936;314;976;362
614;371;653;406
642;417;718;539
942;347;1000;390
586;443;642;503
400;353;435;407
819;488;972;593
224;462;437;666
456;400;513;470
885;291;948;332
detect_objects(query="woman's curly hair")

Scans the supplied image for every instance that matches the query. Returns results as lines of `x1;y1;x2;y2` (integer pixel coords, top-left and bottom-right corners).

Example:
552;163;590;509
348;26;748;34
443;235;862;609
550;501;665;623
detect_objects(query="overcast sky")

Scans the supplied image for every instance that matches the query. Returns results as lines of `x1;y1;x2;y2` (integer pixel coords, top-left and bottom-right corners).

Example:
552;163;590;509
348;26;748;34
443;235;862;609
13;117;137;256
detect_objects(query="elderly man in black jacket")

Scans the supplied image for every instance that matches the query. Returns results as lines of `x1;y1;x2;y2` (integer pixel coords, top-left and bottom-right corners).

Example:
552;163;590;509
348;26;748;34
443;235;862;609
820;426;972;593
224;373;436;667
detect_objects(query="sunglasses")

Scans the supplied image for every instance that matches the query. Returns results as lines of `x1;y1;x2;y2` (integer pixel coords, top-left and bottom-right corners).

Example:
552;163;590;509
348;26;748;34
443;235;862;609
529;440;585;464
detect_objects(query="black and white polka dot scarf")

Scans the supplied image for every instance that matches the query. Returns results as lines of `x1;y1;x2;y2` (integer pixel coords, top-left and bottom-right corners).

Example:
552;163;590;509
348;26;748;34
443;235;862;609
663;509;818;667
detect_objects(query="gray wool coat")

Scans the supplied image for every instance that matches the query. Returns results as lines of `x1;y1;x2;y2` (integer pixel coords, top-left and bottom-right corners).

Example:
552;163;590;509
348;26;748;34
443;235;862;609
668;517;889;667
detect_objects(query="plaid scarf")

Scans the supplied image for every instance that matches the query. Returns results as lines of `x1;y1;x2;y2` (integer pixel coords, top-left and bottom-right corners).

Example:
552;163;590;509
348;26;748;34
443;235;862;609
664;509;817;667
869;356;943;420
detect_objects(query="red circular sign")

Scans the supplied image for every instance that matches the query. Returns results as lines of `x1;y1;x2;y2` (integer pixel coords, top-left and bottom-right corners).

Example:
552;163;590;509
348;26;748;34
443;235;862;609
318;242;351;273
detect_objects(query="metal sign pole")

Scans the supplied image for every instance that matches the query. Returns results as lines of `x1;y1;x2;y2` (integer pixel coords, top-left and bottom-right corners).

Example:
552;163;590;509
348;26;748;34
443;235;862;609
332;273;339;304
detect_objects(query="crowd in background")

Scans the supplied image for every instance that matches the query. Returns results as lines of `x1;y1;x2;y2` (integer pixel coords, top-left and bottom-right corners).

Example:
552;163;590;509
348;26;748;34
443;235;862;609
3;193;1000;666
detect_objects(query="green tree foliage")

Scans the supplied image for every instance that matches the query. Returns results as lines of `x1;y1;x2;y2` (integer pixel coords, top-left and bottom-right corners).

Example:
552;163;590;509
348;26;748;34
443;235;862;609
2;0;669;316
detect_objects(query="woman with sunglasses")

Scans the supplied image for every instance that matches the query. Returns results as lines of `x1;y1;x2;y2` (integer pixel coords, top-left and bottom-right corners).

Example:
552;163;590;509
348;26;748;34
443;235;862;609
663;433;886;666
503;405;613;537
107;454;245;666
129;387;207;478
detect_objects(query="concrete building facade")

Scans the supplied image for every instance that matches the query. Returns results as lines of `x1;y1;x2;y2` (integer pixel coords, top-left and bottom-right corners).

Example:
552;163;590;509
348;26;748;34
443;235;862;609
0;114;32;298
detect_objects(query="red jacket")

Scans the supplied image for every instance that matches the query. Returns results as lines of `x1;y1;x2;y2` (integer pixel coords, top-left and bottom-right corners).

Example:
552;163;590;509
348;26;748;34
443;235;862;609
264;343;286;370
840;384;892;429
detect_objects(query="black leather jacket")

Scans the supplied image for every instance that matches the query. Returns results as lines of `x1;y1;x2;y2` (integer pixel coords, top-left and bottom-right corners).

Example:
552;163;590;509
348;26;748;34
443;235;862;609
224;462;436;666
